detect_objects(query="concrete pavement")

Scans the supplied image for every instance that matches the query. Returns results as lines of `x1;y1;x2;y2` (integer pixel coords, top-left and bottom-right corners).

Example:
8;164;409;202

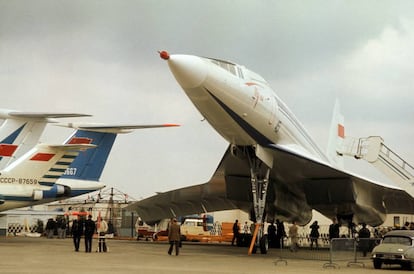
0;237;406;273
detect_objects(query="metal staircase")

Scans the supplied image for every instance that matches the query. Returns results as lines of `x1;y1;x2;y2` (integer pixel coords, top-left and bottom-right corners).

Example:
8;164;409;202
338;136;414;194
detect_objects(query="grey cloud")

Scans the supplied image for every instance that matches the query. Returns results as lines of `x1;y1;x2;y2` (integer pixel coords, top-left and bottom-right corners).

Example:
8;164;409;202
1;0;414;198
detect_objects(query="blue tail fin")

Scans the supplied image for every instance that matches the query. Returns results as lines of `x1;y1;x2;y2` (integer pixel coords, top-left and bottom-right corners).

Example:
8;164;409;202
61;130;116;181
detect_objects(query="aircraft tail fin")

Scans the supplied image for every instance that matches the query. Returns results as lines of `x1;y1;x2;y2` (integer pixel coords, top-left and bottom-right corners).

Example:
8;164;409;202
0;118;46;169
2;143;96;187
326;99;345;168
61;130;116;182
0;109;90;170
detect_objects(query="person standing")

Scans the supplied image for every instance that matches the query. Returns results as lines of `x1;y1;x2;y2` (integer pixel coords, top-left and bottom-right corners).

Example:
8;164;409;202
57;217;67;239
71;216;83;252
275;219;286;248
45;218;56;239
267;222;277;248
167;218;181;256
358;223;371;257
97;217;108;252
107;220;114;235
289;221;299;252
56;217;63;239
84;215;96;253
309;221;320;249
250;222;256;235
329;218;340;241
61;217;67;239
231;219;240;246
243;222;249;234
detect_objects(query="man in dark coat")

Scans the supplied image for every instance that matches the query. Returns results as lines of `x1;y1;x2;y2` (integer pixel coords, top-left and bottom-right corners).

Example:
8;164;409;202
329;218;340;240
267;222;277;248
71;216;84;252
231;219;239;246
275;219;286;248
310;221;320;249
45;218;56;239
84;215;96;253
358;223;371;257
167;218;181;255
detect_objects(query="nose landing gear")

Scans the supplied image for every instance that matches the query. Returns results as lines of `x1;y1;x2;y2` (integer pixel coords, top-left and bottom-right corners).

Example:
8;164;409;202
245;146;271;255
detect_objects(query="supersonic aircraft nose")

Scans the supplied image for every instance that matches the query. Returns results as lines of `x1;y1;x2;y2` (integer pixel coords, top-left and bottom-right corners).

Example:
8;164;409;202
160;51;207;89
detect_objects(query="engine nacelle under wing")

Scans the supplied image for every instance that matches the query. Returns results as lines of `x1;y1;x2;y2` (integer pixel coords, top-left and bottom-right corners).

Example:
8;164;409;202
32;185;71;200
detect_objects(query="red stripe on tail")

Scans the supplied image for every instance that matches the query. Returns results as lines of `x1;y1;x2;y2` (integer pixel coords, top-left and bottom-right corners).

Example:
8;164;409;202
67;137;93;144
0;144;18;157
30;153;55;161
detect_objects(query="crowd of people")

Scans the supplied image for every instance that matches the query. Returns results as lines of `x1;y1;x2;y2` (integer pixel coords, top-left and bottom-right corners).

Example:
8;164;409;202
44;214;113;253
71;214;111;253
227;216;388;254
45;215;413;257
44;216;67;239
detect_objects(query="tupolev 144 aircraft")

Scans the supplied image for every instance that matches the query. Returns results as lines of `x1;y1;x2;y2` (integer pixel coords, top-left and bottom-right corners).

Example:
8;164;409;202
128;51;414;253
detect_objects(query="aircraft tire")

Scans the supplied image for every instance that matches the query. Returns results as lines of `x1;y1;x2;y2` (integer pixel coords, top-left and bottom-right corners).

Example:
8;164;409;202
373;259;382;269
252;245;257;254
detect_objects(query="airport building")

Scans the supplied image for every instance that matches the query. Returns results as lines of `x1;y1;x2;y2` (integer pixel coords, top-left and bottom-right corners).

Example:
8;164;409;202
0;187;132;236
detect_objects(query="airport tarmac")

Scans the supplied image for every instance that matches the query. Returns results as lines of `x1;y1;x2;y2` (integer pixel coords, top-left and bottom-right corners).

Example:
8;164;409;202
0;236;407;274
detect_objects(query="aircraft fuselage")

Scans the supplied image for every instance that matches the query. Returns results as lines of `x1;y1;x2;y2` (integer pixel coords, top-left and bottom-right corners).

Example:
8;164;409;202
0;178;104;211
167;54;328;165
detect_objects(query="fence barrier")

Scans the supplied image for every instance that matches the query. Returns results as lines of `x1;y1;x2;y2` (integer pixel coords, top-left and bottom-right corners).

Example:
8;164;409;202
271;236;381;268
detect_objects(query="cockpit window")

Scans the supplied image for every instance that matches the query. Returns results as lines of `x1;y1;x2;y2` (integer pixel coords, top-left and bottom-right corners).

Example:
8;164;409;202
207;58;244;79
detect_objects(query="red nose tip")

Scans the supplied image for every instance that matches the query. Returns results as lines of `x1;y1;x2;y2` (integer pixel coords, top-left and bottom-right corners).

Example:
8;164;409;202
159;50;170;60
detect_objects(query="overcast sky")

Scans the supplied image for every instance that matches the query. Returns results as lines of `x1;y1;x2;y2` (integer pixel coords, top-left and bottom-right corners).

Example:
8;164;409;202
0;0;413;200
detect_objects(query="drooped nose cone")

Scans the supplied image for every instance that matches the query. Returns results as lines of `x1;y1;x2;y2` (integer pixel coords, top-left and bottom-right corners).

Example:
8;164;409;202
167;55;207;89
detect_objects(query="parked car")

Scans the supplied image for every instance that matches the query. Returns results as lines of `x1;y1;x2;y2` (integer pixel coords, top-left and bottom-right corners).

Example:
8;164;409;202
372;230;414;270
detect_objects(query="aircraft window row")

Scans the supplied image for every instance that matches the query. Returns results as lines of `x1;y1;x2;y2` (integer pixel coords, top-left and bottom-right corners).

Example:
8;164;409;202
208;59;244;79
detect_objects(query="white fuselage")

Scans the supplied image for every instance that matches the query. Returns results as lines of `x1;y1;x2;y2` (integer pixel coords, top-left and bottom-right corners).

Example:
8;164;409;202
167;54;329;164
0;178;105;211
0;144;104;211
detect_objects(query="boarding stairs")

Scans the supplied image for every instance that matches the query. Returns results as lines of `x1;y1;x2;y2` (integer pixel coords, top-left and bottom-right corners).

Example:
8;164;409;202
338;136;414;196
